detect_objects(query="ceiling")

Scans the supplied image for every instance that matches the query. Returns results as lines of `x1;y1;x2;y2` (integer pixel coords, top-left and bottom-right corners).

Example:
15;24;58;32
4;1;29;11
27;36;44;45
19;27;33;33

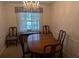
4;1;53;5
40;1;53;5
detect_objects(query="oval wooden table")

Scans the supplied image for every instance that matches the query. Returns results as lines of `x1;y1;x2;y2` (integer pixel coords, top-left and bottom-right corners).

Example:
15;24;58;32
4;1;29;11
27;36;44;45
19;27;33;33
27;33;59;54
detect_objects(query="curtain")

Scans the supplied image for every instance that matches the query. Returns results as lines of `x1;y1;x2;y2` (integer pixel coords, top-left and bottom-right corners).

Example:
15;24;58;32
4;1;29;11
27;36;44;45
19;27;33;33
15;7;43;32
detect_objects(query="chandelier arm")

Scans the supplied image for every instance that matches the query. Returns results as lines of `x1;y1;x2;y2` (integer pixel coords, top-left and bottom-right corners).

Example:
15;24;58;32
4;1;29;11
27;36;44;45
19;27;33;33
23;1;40;9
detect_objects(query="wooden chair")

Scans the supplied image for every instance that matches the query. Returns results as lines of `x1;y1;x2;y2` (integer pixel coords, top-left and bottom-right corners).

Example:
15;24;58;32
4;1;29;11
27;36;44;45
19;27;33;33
42;25;50;34
42;25;52;35
57;30;66;57
19;35;31;58
5;27;18;47
30;44;59;58
43;30;66;58
43;44;61;58
19;33;38;58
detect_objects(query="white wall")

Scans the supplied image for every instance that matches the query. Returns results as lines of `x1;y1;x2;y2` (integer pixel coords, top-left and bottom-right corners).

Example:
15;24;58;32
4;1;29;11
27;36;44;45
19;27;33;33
50;1;79;57
42;4;51;25
0;2;8;55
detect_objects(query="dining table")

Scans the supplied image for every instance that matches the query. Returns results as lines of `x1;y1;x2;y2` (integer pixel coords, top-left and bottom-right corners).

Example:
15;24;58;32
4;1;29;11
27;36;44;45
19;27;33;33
27;33;59;54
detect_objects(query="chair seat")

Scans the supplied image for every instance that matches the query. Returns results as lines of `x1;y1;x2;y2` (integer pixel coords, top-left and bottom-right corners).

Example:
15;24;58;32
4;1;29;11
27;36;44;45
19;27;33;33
5;27;18;47
7;36;18;40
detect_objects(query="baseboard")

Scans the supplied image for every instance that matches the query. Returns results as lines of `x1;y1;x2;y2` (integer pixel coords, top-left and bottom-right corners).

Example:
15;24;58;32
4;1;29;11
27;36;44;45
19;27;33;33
63;38;79;58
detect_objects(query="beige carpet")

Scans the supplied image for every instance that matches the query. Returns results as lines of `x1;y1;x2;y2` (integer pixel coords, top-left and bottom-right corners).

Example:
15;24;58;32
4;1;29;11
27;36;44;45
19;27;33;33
0;44;23;58
0;43;66;58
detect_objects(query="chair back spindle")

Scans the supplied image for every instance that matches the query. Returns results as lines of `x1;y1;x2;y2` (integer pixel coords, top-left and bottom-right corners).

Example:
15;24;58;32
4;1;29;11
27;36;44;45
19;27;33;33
42;25;50;34
58;30;66;45
9;27;17;37
44;44;59;57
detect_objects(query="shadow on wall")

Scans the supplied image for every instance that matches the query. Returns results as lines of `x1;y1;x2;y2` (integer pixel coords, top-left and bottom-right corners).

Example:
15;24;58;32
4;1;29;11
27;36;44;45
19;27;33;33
63;33;69;57
63;33;79;58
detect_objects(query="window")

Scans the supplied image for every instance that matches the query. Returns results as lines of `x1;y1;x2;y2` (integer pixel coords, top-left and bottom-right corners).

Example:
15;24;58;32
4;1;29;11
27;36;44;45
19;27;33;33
17;12;41;32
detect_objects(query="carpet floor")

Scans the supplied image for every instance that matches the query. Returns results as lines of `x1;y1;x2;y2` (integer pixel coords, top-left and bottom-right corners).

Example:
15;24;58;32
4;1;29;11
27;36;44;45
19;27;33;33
0;43;66;58
0;43;29;58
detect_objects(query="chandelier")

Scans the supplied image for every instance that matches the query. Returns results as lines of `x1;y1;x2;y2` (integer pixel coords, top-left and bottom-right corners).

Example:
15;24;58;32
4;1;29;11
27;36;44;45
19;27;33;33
23;1;40;9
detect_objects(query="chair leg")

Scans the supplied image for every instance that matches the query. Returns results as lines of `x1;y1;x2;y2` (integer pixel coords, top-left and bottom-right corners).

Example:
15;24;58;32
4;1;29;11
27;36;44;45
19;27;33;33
59;50;63;58
5;40;8;48
16;41;17;46
31;54;33;57
22;55;25;58
16;39;18;46
6;44;8;48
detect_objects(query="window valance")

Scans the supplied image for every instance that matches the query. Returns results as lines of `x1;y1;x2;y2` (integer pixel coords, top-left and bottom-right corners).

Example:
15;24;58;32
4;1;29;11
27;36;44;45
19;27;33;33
15;7;43;13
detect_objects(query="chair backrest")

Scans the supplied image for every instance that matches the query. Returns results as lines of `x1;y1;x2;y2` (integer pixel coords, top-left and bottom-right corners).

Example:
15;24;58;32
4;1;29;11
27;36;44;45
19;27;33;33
58;30;66;45
44;44;60;57
9;27;17;37
42;25;50;34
